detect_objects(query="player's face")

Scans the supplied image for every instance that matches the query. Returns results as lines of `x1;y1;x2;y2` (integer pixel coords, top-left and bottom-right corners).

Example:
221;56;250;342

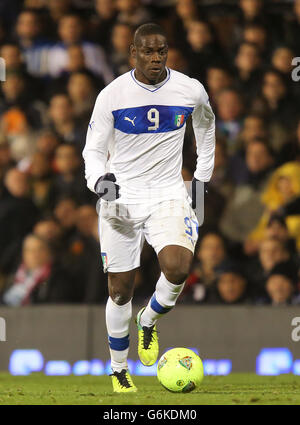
133;34;168;84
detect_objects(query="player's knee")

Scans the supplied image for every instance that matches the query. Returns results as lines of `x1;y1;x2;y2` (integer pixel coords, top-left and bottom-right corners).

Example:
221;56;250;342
162;263;190;285
108;271;135;305
161;250;192;284
111;292;131;305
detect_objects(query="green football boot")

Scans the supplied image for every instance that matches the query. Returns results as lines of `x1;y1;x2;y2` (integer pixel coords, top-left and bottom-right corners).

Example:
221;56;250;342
136;307;159;366
110;369;137;393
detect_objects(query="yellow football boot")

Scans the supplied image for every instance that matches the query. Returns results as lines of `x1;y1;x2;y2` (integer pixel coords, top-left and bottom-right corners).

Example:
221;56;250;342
136;307;159;366
110;369;137;393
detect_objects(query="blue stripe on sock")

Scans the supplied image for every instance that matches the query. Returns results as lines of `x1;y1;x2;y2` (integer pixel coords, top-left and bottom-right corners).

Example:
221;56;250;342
150;295;172;314
108;334;129;351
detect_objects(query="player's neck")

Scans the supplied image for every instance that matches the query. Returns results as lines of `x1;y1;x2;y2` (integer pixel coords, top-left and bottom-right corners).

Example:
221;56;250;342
134;68;167;86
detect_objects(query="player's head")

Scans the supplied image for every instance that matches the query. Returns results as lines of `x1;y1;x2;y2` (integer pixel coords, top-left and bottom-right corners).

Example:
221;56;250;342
131;23;168;84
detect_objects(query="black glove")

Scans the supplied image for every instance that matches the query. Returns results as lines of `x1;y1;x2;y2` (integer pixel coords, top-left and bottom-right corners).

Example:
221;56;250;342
94;173;120;201
191;177;208;209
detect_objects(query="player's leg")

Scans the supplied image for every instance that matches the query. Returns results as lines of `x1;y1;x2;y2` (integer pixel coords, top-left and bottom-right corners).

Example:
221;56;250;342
107;270;136;372
140;245;193;326
99;201;144;391
107;269;138;392
136;198;198;366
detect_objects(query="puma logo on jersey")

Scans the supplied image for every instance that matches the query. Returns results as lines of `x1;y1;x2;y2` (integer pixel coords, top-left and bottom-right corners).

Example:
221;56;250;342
124;116;136;126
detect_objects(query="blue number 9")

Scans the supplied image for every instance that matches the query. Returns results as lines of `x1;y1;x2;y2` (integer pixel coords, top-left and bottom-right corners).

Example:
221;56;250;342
184;217;193;236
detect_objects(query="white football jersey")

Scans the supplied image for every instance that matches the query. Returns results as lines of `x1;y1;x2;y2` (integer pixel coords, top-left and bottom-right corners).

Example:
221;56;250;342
83;67;215;204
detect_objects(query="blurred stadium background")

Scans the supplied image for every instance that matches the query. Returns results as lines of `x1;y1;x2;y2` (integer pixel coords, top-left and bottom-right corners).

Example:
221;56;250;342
0;0;300;379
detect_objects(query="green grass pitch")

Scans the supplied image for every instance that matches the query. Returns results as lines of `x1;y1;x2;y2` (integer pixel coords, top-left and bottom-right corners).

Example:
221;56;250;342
0;373;300;405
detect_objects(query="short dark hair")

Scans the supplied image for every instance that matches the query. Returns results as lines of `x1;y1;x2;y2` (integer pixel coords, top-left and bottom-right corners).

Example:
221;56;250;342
134;23;167;47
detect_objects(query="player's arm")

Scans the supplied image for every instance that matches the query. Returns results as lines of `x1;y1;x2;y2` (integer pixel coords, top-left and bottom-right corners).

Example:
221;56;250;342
192;81;215;183
82;89;118;198
191;81;216;208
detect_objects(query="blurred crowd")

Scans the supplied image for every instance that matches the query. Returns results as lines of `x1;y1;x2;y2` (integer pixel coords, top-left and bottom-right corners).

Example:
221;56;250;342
0;0;300;307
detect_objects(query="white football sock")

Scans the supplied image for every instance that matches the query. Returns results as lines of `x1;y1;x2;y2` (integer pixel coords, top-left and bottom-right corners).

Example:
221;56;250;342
106;296;132;373
140;273;185;328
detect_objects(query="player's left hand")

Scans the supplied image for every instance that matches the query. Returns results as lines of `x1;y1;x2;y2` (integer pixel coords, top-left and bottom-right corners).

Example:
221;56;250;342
191;177;208;209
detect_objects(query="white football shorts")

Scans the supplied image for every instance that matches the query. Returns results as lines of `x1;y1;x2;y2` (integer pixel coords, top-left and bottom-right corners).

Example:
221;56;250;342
98;197;199;273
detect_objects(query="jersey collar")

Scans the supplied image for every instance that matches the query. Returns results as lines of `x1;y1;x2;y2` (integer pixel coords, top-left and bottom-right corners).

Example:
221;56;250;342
130;67;171;92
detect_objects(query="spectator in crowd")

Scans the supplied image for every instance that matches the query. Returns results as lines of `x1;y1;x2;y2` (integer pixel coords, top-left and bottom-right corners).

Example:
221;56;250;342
0;70;46;131
233;0;282;48
234;42;262;103
166;47;188;74
246;236;292;296
47;93;85;150
35;129;60;161
53;197;78;241
44;0;73;38
205;65;233;110
251;69;298;144
66;204;108;303
46;46;106;101
209;138;234;201
182;232;227;303
33;217;63;250
1;233;72;305
220;139;274;245
50;143;94;206
66;71;97;123
229;138;275;186
115;0;152;27
14;8;50;77
0;42;42;98
234;114;267;153
271;45;295;78
215;88;245;154
109;23;134;77
170;0;204;51
259;261;299;305
246;162;300;254
64;44;86;74
208;260;251;304
47;13;114;84
185;20;222;82
242;23;269;56
0;43;24;71
27;151;54;213
0;168;39;277
264;214;298;256
89;0;118;49
237;0;264;25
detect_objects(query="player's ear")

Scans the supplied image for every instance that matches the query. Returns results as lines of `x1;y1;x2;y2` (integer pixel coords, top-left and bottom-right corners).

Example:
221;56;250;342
130;44;136;59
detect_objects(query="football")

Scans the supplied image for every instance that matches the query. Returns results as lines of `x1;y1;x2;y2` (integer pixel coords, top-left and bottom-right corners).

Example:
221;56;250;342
157;348;204;393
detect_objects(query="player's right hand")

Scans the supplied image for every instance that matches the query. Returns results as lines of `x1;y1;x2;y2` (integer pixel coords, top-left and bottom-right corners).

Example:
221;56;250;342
94;173;120;201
